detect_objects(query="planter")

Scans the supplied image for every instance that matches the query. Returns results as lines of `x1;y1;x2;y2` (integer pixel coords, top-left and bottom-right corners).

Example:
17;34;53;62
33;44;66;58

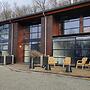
29;56;50;70
0;56;4;64
6;56;12;65
0;55;14;65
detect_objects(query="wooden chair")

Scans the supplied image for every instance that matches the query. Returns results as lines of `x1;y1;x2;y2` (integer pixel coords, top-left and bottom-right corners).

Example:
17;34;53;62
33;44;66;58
85;61;90;68
48;56;57;67
76;57;88;69
63;57;71;68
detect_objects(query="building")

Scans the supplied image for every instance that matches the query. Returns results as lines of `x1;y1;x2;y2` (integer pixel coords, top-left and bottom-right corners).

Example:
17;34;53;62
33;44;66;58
0;1;90;65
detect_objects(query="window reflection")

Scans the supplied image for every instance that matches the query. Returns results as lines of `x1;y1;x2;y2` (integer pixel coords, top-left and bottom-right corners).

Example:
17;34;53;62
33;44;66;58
64;18;80;34
53;36;90;64
83;17;90;32
30;24;41;51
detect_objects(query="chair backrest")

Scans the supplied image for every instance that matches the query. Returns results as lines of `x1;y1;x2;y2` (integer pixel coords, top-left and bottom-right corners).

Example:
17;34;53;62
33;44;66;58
82;57;88;64
48;56;57;65
64;57;71;65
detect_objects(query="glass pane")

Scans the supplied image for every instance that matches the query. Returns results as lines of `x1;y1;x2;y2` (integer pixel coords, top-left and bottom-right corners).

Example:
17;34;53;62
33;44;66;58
0;24;10;52
53;50;64;57
83;27;90;32
29;24;41;51
2;45;8;50
53;41;64;49
54;57;64;64
24;51;30;56
83;19;90;26
64;41;74;49
1;35;9;39
64;50;75;57
64;28;79;34
31;33;37;38
4;24;9;28
64;20;79;29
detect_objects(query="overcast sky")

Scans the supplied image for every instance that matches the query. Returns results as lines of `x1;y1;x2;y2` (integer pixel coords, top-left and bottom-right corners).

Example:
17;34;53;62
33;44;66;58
0;0;33;7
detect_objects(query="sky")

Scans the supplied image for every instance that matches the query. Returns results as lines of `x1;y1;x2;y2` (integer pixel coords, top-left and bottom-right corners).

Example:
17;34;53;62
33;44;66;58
0;0;33;7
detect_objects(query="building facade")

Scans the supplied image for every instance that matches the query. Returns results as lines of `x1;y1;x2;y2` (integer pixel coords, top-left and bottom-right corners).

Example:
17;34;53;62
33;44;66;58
0;1;90;64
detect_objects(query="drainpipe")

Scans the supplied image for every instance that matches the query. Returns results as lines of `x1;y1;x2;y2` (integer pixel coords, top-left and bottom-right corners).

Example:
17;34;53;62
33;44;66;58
11;23;14;55
43;12;47;56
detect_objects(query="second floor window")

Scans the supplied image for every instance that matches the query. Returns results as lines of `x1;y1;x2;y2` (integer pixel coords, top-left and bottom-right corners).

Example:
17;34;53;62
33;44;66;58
83;16;90;32
64;18;80;35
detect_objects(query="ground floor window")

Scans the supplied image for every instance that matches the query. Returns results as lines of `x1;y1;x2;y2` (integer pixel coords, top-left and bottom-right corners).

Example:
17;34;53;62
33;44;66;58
0;24;10;54
53;35;90;65
24;24;41;63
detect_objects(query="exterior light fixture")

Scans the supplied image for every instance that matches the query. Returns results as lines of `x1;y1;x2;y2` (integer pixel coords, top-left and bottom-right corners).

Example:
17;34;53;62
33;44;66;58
19;45;22;48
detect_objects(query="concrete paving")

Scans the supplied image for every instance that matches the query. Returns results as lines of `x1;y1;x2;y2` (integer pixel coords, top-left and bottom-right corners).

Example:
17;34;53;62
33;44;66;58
0;65;90;90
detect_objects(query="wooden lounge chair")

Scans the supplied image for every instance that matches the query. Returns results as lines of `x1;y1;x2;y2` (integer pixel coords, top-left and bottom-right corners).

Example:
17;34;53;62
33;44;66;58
76;57;88;69
48;56;57;67
63;57;71;68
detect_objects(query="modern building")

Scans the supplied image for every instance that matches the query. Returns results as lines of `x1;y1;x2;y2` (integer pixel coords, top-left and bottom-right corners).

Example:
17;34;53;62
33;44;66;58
0;1;90;65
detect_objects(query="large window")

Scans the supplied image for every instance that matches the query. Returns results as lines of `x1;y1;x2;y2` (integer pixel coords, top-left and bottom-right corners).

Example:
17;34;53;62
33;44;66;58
30;24;41;51
53;36;90;64
83;16;90;32
64;18;80;35
0;24;10;52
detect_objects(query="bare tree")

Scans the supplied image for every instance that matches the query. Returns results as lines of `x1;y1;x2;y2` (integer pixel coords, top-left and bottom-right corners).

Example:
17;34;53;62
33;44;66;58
0;1;12;20
13;3;32;17
48;0;58;8
31;1;40;13
33;0;48;11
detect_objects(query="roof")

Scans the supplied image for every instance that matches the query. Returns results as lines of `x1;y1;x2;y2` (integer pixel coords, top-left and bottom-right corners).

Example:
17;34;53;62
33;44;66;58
0;0;90;24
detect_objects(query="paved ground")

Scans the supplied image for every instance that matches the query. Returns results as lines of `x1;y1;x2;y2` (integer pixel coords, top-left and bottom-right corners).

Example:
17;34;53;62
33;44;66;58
0;65;90;90
7;64;90;78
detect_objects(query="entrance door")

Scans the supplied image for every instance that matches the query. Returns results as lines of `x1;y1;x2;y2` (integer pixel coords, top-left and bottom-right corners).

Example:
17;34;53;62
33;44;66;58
24;44;30;63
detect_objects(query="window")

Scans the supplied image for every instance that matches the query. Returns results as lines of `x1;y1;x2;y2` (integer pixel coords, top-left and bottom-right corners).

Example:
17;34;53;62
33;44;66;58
83;16;90;32
0;24;10;52
64;18;80;34
30;24;41;51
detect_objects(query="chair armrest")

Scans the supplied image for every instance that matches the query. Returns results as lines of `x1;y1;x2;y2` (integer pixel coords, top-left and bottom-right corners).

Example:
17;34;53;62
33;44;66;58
77;60;82;63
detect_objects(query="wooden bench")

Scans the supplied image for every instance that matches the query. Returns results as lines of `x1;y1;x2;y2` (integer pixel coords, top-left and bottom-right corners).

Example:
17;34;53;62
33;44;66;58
48;57;57;67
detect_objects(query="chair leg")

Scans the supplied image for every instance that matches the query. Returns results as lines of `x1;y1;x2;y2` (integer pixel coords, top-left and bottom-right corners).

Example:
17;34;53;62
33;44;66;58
63;64;64;68
76;65;78;69
54;64;55;67
82;65;84;70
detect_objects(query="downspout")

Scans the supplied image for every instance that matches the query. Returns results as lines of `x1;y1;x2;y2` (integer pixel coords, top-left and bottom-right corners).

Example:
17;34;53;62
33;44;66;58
43;12;47;56
11;23;14;55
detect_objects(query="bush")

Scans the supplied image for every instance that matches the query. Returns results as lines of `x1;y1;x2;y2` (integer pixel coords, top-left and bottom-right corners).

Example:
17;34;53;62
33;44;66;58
30;50;43;58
